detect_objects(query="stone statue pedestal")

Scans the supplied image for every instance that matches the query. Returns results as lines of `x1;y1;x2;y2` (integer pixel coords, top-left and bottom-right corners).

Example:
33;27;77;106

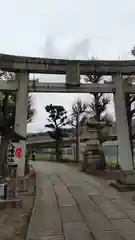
118;171;135;185
110;170;135;191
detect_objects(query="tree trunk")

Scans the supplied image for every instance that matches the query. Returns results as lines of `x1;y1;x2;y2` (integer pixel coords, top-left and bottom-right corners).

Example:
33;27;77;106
75;113;80;162
0;137;9;176
73;142;76;162
55;141;61;162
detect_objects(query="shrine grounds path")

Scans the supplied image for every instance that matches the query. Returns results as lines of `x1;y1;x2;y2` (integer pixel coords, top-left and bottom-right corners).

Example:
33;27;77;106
26;162;135;240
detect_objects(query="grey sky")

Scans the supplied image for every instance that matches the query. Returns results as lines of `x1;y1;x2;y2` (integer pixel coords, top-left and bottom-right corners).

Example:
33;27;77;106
0;0;135;132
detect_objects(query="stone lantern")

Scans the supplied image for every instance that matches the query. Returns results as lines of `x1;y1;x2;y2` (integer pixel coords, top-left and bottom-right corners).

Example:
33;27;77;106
82;120;105;172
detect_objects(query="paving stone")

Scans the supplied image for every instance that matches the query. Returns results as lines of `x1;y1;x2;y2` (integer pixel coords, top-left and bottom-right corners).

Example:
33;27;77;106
102;188;121;200
125;209;135;222
50;175;64;185
111;198;135;211
41;235;65;240
78;199;100;213
81;211;113;231
60;174;80;187
81;174;102;189
28;207;62;237
82;181;100;196
91;195;113;208
64;222;93;240
50;175;75;206
90;195;127;220
60;205;83;222
53;185;75;206
27;178;62;239
27;162;135;240
111;218;135;240
100;206;127;219
92;230;122;240
69;186;88;198
70;186;100;212
69;186;95;203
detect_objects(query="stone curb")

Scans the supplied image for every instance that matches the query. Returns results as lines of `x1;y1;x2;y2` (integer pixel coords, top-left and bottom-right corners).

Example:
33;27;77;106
25;171;37;240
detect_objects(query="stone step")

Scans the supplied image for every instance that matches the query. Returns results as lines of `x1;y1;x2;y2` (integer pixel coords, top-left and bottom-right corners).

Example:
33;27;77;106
0;198;22;209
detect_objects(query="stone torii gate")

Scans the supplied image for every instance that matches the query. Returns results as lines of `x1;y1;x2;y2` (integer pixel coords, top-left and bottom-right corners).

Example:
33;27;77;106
0;54;135;184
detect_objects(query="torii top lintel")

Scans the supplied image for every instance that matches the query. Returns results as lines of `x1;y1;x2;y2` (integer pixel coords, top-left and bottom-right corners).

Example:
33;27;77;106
0;53;135;75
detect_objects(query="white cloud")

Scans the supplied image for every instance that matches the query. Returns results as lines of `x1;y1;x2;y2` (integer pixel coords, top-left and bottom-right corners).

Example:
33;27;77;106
0;0;134;132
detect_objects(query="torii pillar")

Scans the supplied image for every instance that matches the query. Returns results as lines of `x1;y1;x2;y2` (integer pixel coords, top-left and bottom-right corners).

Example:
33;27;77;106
14;72;28;177
113;74;135;185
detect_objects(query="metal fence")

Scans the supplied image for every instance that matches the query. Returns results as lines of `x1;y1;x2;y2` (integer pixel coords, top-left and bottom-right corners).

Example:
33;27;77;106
103;145;119;167
32;144;135;168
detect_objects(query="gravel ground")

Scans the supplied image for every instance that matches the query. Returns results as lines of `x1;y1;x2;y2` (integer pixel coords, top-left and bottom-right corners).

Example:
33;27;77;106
0;177;35;240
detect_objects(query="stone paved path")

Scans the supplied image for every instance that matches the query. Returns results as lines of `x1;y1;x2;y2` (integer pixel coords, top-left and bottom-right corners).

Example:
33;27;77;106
27;162;135;240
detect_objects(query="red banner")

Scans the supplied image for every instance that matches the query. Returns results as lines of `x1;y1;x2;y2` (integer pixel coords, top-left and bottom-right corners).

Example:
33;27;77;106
15;147;22;159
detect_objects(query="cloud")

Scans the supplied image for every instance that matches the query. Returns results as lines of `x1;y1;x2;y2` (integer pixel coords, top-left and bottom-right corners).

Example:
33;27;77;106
44;34;91;59
44;35;59;58
69;38;90;59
